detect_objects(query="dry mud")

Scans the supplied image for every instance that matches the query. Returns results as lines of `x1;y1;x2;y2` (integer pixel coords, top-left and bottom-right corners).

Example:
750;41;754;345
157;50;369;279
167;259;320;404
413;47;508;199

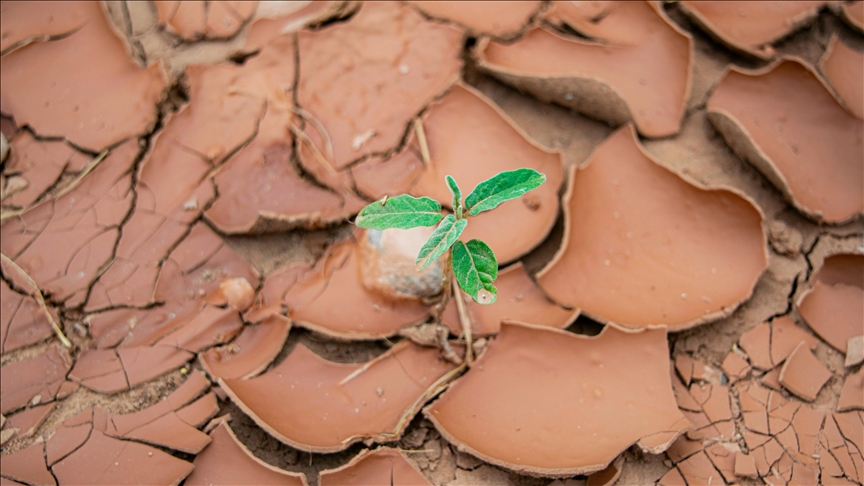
1;1;863;486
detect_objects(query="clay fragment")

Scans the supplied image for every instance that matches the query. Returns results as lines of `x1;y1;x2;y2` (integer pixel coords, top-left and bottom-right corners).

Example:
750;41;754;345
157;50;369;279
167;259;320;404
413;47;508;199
349;147;426;201
3;403;54;439
735;452;758;478
0;132;90;210
154;0;257;41
0;1;89;53
53;429;194;485
46;409;93;466
841;1;864;31
296;1;462;170
0;442;53;486
0;345;71;414
221;340;459;452
837;368;863;412
408;1;540;38
411;84;564;263
278;237;431;339
200;315;290;380
478;2;692;137
779;343;832;401
820;36;863;120
1;140;138;308
0;1;166;151
0;280;53;353
426;323;688;476
176;392;219;428
537;125;766;330
186;422;307;485
799;254;864;353
117;345;194;388
721;352;750;383
586;456;624;486
69;348;128;393
707;59;864;223
441;262;577;336
319;448;431;486
155;306;244;353
679;1;824;59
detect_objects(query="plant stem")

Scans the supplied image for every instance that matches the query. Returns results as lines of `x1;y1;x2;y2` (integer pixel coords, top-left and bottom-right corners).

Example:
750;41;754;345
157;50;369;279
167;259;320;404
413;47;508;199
452;273;474;365
0;253;72;348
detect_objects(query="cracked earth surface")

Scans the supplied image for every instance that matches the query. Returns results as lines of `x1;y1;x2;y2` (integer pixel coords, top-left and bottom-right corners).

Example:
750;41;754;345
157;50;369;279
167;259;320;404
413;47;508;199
1;1;862;485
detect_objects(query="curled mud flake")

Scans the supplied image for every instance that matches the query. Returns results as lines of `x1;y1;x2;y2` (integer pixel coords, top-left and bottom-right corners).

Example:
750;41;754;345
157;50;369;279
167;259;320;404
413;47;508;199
837;368;863;412
586;455;624;486
441;262;577;336
0;2;166;151
0;1;88;53
245;1;340;51
1;132;89;209
358;227;445;302
537;125;766;330
186;422;307;486
408;1;540;38
69;348;128;394
155;306;244;352
425;323;688;476
319;448;431;486
176;392;220;428
350;146;426;201
0;441;53;486
87;302;202;349
221;340;459;452
4;402;54;440
0;140;137;308
0;280;53;354
477;1;692;138
283;238;431;339
841;1;864;31
52;428;194;485
820;36;863;120
779;343;832;401
246;261;313;323
707;59;864;223
116;345;194;388
0;345;71;415
798;254;864;353
296;1;462;170
207;277;256;311
411;85;564;263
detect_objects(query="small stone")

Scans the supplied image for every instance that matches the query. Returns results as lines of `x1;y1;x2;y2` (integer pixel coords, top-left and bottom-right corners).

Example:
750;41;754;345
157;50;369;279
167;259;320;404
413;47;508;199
358;227;445;300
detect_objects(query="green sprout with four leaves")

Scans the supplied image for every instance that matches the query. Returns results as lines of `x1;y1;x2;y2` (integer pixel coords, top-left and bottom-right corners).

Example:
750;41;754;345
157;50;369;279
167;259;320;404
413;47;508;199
355;168;546;306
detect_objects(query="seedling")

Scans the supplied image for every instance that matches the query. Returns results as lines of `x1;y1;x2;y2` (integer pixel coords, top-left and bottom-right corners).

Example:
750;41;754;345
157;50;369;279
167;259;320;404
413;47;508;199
355;168;546;305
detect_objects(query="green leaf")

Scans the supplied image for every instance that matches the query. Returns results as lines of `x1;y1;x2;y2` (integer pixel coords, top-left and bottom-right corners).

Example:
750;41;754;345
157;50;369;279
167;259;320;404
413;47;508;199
464;168;546;216
451;239;498;305
446;175;462;218
415;214;467;270
355;195;443;230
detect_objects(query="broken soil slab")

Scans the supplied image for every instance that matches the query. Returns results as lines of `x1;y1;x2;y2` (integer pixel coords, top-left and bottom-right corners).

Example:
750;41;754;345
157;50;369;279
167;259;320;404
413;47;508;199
441;262;578;336
841;1;864;31
0;140;138;308
154;305;244;352
820;35;863;120
199;315;291;381
837;368;863;412
537;125;767;330
3;402;54;440
319;448;431;486
738;316;819;370
0;345;71;414
478;1;692;138
296;1;463;170
0;280;53;354
273;237;432;339
778;342;833;401
0;1;167;151
707;58;864;223
411;84;564;264
185;421;307;485
0;441;53;486
425;323;688;477
678;1;825;59
0;0;90;53
798;254;864;353
221;340;460;452
154;0;257;41
408;1;540;38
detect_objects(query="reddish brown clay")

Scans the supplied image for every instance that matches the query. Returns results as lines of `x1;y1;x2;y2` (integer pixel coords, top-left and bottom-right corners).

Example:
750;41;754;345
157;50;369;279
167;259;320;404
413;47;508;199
3;403;54;440
186;422;308;485
820;36;863;119
200;315;290;381
707;59;864;223
679;1;824;59
0;1;90;53
478;2;692;137
425;323;688;476
0;280;53;353
408;1;539;37
778;343;832;401
411;84;564;264
0;345;72;414
798;254;864;353
155;0;257;41
441;262;578;336
319;448;431;486
537;125;766;330
837;368;863;412
0;441;53;486
0;1;166;151
221;340;459;452
842;1;864;31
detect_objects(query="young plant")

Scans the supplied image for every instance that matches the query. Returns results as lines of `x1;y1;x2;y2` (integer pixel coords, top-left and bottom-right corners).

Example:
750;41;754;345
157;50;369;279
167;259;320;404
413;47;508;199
355;168;546;306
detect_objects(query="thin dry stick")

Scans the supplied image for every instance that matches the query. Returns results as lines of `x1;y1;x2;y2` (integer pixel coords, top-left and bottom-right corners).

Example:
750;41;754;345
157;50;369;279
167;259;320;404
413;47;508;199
289;124;360;198
0;253;72;348
1;149;108;222
451;274;474;365
287;105;334;160
413;118;431;166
